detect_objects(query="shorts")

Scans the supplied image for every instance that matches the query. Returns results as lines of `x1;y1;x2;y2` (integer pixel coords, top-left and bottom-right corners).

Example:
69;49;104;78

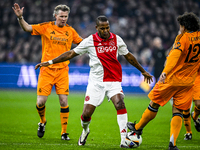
37;66;69;96
84;80;124;107
148;81;193;110
193;74;200;100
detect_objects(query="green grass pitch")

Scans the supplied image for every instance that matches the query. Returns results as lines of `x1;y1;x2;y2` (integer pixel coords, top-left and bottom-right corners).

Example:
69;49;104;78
0;89;200;150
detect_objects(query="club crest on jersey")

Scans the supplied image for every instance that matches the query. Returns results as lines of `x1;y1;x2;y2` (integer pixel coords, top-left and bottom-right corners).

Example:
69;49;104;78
109;41;115;46
97;45;117;53
85;96;90;101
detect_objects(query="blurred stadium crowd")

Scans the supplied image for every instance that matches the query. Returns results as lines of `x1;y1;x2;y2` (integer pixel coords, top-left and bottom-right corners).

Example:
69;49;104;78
0;0;199;66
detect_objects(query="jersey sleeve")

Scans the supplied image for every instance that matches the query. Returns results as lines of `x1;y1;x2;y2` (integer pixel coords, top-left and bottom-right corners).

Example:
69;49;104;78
74;37;90;55
71;27;83;44
116;35;129;55
162;34;185;74
162;49;181;74
31;22;48;35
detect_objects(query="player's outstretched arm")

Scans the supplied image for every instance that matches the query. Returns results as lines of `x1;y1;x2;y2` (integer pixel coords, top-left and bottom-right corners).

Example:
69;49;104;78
35;50;78;69
124;52;153;84
12;3;32;32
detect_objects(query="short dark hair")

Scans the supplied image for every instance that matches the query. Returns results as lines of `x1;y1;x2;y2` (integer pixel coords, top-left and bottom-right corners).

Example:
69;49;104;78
177;12;200;31
96;15;108;26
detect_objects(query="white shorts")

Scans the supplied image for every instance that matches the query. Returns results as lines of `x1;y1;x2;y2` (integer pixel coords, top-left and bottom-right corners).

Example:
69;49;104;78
84;80;124;107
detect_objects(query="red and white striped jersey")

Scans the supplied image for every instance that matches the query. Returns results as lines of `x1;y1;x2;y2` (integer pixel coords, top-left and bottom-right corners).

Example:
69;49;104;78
74;32;129;82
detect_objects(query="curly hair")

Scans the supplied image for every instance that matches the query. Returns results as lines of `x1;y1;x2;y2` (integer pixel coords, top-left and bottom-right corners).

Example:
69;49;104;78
177;12;200;31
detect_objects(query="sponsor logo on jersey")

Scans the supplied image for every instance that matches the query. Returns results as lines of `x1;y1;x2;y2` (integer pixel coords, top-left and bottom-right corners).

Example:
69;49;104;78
50;36;68;41
50;31;55;34
97;45;117;53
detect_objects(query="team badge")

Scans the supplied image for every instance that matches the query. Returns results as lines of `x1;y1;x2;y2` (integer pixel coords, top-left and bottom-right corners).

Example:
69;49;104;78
85;95;90;101
109;41;115;46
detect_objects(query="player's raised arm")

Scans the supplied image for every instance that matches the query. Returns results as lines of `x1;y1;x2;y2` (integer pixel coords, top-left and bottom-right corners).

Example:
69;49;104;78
35;50;78;69
12;3;32;32
124;52;153;84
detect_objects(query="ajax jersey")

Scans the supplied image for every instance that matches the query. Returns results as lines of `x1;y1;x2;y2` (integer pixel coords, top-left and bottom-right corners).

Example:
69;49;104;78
74;32;129;82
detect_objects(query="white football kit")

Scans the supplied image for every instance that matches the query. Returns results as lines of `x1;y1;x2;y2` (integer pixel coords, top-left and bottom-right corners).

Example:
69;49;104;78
74;32;129;106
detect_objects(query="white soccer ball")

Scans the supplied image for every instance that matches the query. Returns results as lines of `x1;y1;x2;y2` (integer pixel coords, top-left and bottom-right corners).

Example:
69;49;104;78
125;131;142;148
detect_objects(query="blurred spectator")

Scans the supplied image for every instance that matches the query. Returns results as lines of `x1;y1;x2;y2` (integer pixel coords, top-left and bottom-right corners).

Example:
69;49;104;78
0;0;200;66
139;48;152;67
149;37;167;82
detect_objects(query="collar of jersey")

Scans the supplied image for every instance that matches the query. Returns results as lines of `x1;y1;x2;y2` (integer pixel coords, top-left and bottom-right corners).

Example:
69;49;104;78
94;32;114;42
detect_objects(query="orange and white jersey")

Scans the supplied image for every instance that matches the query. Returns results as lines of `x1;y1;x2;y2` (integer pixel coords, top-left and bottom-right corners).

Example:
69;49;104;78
31;21;82;68
165;31;200;86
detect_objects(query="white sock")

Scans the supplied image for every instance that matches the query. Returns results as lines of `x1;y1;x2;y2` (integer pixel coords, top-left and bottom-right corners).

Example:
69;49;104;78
81;119;90;133
117;113;128;145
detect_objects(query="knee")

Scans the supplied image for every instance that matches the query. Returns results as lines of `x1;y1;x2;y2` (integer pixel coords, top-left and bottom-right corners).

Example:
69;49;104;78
115;100;126;110
59;95;68;107
195;100;200;109
82;104;96;119
60;99;67;107
37;99;45;107
37;95;47;106
82;108;93;119
149;101;160;109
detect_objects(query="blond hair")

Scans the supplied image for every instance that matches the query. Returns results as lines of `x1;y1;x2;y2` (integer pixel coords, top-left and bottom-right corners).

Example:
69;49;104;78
53;5;70;17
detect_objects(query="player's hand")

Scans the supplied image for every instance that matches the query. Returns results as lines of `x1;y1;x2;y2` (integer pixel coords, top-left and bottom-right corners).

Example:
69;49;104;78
159;72;166;83
35;62;50;70
142;72;153;84
12;3;24;18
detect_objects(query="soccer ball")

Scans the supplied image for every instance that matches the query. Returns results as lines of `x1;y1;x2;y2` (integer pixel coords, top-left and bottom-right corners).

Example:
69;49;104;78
125;131;142;148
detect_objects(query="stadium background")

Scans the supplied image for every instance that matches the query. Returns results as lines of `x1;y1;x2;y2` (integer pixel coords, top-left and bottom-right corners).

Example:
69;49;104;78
1;1;200;149
0;0;200;92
